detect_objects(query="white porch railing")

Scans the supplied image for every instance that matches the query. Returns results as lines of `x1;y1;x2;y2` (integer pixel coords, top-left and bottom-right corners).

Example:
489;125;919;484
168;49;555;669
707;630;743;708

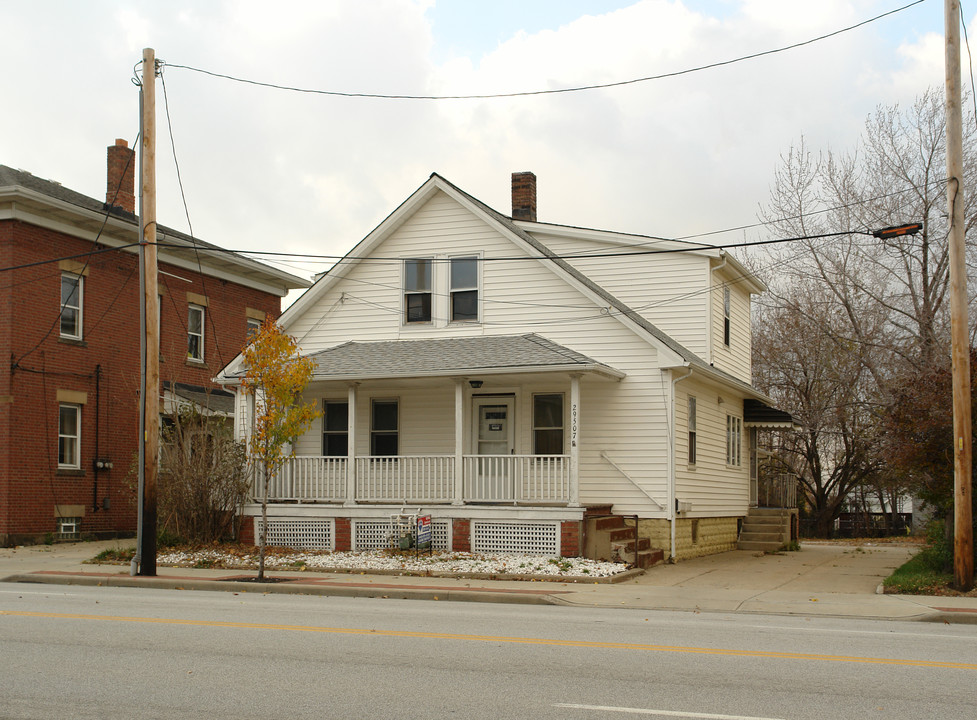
355;455;455;503
464;455;570;504
252;457;346;503
261;454;571;505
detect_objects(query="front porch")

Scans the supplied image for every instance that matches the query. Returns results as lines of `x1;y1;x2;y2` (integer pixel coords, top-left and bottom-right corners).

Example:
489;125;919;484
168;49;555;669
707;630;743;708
262;453;573;505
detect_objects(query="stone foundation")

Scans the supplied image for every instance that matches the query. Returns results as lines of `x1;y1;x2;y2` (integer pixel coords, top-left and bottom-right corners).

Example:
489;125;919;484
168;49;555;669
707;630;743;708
638;516;740;561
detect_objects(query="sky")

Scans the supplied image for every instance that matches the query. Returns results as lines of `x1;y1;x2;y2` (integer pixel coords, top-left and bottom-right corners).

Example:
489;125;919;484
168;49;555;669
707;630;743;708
0;0;957;303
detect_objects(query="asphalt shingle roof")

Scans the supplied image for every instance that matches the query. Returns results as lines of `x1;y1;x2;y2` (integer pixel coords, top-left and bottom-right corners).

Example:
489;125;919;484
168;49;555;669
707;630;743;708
301;333;621;380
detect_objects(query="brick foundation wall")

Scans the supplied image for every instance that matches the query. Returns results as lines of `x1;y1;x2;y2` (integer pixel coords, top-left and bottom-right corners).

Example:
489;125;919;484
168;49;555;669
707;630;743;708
0;218;283;544
335;517;351;551
451;518;471;552
239;518;255;545
638;516;741;561
560;520;581;557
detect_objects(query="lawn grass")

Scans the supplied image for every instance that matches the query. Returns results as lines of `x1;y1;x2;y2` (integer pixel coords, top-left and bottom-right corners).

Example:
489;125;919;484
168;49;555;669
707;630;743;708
882;550;954;594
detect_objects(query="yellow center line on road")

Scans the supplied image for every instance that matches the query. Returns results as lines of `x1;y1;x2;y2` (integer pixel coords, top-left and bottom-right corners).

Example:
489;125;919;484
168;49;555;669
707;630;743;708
2;610;975;670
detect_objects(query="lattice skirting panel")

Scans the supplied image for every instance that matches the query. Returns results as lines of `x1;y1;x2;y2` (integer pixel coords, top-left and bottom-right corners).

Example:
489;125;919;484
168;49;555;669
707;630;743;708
256;519;334;551
471;521;560;555
353;520;450;551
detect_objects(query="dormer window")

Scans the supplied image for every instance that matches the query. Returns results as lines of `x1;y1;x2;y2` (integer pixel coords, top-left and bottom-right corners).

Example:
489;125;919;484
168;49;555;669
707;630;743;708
404;259;432;323
450;256;478;322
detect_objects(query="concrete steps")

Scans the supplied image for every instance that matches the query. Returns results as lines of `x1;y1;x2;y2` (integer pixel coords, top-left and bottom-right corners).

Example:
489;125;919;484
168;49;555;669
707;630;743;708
738;507;790;552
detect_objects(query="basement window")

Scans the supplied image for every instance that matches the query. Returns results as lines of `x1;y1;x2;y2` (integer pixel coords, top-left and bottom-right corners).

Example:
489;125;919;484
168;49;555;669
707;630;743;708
58;517;81;540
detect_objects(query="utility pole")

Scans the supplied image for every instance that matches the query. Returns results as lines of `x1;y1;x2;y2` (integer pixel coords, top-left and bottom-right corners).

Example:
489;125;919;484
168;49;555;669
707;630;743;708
946;1;974;590
137;47;160;576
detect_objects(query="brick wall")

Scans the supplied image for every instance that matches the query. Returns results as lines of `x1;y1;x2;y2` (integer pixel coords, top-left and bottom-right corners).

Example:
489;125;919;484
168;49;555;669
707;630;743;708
451;518;471;552
560;520;581;557
0;218;283;544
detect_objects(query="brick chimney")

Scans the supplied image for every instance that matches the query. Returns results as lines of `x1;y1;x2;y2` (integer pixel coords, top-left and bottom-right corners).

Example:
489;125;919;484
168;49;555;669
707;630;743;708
106;138;135;214
511;171;536;222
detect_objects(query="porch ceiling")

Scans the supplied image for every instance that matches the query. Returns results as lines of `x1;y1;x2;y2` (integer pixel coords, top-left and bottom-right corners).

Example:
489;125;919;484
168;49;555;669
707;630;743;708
298;333;625;383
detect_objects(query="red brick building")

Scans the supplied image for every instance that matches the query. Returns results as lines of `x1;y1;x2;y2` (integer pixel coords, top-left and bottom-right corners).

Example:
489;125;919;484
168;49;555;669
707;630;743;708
0;140;308;545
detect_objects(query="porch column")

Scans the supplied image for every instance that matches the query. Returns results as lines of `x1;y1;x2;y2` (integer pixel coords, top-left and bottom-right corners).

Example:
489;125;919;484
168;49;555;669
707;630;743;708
344;382;359;507
569;373;581;507
454;378;464;505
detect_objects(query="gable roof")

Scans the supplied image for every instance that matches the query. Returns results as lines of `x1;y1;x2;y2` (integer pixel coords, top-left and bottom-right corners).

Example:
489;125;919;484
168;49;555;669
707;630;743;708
0;165;309;295
233;173;769;400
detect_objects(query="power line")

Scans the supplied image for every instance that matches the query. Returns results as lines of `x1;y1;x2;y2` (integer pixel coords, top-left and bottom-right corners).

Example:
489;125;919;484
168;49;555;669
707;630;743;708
158;1;926;101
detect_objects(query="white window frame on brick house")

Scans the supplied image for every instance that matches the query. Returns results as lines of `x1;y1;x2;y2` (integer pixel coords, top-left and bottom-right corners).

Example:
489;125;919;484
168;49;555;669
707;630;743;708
187;304;205;362
403;258;433;324
449;255;480;323
60;273;83;340
726;414;742;467
246;317;261;340
58;403;81;469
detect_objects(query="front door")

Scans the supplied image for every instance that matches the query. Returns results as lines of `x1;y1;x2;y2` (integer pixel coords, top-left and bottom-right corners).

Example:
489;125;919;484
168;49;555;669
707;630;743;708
471;397;515;501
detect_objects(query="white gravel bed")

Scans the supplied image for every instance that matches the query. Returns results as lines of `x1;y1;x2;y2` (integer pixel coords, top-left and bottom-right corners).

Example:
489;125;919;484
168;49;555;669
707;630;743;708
155;548;631;578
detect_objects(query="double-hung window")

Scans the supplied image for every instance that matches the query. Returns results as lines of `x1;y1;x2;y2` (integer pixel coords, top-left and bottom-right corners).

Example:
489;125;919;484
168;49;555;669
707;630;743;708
533;393;564;454
371;399;398;456
58;403;81;469
322;401;349;456
726;414;742;467
187;304;205;361
404;259;432;323
688;396;697;465
450;256;478;322
246;317;261;341
60;273;83;339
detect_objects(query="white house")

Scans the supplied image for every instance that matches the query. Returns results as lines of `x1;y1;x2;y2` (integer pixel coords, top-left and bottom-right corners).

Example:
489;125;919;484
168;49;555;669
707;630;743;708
218;172;789;562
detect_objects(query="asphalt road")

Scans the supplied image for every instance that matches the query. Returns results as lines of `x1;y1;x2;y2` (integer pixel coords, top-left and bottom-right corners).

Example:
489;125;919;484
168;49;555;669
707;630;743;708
2;582;975;719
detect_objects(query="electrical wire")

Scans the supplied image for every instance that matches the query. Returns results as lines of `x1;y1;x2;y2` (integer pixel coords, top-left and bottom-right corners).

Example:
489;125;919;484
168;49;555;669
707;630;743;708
158;1;926;101
11;137;140;369
160;69;226;367
961;2;977;130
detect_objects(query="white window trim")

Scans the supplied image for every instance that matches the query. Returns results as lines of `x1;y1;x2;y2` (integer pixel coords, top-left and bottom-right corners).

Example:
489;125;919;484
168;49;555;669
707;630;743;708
58;403;81;469
370;397;400;456
532;392;565;455
688;396;697;467
448;254;481;324
723;286;731;347
726;414;742;467
60;273;83;340
403;258;434;325
187;304;205;362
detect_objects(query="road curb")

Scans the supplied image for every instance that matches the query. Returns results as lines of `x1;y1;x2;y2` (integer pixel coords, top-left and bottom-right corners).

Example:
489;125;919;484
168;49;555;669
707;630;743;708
1;572;559;606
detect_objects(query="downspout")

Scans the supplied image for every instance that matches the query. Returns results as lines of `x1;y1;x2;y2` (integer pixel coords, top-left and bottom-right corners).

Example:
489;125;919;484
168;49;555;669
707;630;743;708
668;365;693;562
92;364;101;513
708;252;728;364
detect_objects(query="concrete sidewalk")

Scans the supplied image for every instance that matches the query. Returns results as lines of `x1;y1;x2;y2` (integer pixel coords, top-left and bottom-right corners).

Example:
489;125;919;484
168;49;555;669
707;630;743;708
2;539;976;624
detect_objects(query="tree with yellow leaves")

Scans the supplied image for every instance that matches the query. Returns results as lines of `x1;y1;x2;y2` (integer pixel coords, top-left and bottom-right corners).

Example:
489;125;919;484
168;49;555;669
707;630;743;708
242;318;320;579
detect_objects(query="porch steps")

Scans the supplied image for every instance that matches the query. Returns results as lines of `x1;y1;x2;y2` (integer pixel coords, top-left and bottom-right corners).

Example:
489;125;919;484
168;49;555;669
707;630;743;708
738;507;790;552
583;506;664;569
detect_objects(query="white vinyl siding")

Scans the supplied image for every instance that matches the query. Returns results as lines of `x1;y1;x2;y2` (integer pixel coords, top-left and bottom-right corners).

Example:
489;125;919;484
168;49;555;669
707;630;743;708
279;189;758;518
710;268;752;382
675;382;750;516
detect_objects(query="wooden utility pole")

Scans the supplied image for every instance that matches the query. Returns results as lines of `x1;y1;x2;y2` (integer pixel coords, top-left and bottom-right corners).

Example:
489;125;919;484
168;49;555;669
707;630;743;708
946;1;974;590
138;47;160;576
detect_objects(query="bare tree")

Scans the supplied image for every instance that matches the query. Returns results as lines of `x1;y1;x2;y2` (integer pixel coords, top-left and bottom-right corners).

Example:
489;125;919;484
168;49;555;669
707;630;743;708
754;88;977;532
753;281;879;536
